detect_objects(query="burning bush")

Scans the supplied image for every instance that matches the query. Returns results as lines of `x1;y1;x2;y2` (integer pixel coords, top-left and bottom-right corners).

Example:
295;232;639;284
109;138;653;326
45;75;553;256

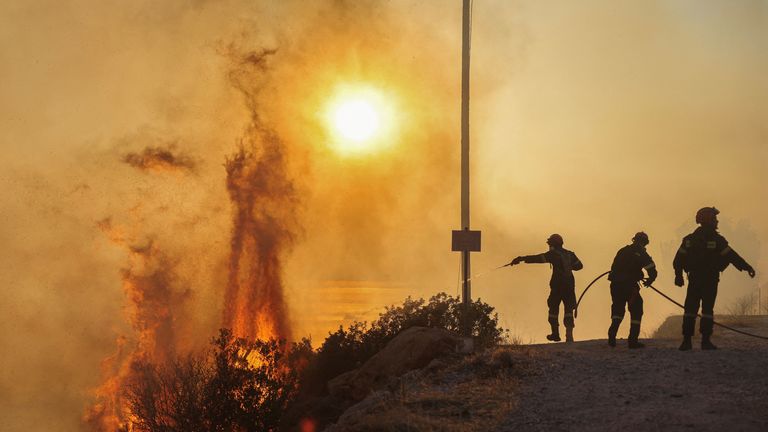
122;329;311;432
119;295;506;431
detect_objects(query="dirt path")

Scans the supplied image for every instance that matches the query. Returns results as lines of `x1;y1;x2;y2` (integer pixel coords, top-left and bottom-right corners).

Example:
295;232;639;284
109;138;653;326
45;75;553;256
499;330;768;431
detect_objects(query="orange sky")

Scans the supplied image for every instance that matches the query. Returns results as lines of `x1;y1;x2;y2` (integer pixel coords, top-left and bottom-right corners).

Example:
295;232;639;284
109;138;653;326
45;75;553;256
1;1;766;430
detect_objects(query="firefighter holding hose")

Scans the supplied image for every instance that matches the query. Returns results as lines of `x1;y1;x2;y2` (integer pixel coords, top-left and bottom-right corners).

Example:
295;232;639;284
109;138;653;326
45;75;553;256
673;207;756;351
606;232;657;349
510;234;583;343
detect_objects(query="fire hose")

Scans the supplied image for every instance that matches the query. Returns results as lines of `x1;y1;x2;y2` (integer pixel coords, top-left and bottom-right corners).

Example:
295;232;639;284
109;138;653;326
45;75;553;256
574;270;768;341
645;282;768;341
574;270;611;319
476;265;768;341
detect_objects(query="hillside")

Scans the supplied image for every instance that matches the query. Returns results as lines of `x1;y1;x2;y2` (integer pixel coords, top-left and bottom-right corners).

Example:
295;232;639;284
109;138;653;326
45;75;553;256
326;316;768;431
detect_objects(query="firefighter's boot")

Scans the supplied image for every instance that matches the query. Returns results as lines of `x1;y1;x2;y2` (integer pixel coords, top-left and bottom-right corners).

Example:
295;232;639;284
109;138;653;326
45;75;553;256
701;335;718;350
565;327;574;343
627;322;645;349
607;319;620;347
546;323;561;342
679;336;692;351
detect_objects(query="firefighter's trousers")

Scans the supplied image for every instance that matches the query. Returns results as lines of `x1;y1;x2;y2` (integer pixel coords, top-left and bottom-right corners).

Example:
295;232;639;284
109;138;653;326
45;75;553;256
548;284;576;330
609;281;643;340
683;274;719;337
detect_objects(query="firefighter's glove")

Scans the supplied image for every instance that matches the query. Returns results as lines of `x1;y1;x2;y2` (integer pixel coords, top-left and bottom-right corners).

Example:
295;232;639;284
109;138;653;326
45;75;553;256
510;257;523;266
674;274;685;287
745;265;756;278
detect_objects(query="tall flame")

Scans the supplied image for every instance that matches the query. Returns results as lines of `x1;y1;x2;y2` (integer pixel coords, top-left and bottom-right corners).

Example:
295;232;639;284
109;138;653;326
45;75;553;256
222;128;298;341
85;220;188;431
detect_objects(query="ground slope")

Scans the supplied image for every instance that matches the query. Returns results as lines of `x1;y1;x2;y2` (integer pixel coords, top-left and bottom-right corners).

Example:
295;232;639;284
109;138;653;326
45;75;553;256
326;316;768;431
499;317;768;432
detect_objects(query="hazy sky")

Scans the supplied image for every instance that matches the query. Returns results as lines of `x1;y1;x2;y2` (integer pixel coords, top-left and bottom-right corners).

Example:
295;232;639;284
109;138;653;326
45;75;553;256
1;1;766;430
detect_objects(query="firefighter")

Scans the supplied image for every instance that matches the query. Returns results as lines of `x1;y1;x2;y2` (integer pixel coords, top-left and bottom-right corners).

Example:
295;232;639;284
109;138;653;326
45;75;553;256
673;207;756;351
607;232;657;349
510;234;583;342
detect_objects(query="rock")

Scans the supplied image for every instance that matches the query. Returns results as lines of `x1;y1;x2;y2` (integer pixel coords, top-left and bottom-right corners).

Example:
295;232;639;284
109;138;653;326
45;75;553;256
327;326;460;402
334;391;394;424
425;357;448;373
323;391;408;432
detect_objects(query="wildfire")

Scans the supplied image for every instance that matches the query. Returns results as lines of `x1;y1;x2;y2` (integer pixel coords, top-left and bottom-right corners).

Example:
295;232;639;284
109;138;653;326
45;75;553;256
85;220;189;431
222;132;297;342
86;46;300;432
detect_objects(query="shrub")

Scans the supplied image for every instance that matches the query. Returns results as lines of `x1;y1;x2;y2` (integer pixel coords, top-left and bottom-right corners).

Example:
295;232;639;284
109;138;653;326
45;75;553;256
302;292;507;392
123;329;311;432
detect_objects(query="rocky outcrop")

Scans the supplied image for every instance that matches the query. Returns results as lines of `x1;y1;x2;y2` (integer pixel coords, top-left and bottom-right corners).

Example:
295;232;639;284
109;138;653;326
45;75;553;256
328;326;460;402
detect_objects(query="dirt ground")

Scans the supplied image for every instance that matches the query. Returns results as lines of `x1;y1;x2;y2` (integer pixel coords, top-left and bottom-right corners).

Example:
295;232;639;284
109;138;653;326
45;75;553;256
498;317;768;432
323;316;768;431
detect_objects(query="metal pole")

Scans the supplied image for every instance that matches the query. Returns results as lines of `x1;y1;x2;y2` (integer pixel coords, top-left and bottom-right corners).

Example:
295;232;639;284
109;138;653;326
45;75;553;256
460;0;471;335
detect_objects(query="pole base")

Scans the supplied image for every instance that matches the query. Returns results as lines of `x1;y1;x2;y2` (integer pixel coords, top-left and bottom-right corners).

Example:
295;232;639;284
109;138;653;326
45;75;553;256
456;337;474;354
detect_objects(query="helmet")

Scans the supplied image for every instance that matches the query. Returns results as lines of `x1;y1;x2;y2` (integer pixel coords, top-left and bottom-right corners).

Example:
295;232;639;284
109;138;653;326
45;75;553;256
546;234;564;247
695;207;719;226
632;231;649;246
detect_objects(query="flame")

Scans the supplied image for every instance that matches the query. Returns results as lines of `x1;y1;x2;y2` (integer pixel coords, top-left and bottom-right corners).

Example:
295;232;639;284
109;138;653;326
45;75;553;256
222;131;297;341
218;45;299;343
86;46;301;432
84;220;188;431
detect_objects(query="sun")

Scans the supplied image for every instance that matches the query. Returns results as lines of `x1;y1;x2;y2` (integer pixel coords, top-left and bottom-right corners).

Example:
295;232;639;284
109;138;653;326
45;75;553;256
324;85;396;156
333;98;380;142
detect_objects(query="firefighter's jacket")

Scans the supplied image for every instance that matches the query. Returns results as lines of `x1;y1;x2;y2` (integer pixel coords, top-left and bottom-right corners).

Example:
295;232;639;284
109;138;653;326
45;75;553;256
673;226;751;280
520;248;583;289
608;244;657;284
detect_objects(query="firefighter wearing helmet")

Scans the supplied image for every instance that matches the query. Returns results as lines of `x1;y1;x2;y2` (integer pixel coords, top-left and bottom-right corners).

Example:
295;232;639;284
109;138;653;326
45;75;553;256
673;207;756;350
510;234;584;342
606;232;657;348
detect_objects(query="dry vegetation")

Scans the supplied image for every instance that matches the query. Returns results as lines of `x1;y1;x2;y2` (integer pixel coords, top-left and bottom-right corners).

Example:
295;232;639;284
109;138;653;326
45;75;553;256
327;347;543;432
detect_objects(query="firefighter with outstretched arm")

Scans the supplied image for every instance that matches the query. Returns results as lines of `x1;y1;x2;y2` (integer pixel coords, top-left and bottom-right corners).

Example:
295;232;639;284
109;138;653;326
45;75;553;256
673;207;756;351
607;232;657;349
510;234;584;342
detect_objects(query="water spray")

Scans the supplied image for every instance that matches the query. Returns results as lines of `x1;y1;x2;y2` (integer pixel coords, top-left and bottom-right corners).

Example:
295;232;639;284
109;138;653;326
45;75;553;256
466;263;512;283
453;262;510;297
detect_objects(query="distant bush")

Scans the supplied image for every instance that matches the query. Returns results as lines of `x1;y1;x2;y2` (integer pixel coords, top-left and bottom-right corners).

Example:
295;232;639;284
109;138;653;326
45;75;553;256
123;329;312;432
302;292;507;392
725;292;760;316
